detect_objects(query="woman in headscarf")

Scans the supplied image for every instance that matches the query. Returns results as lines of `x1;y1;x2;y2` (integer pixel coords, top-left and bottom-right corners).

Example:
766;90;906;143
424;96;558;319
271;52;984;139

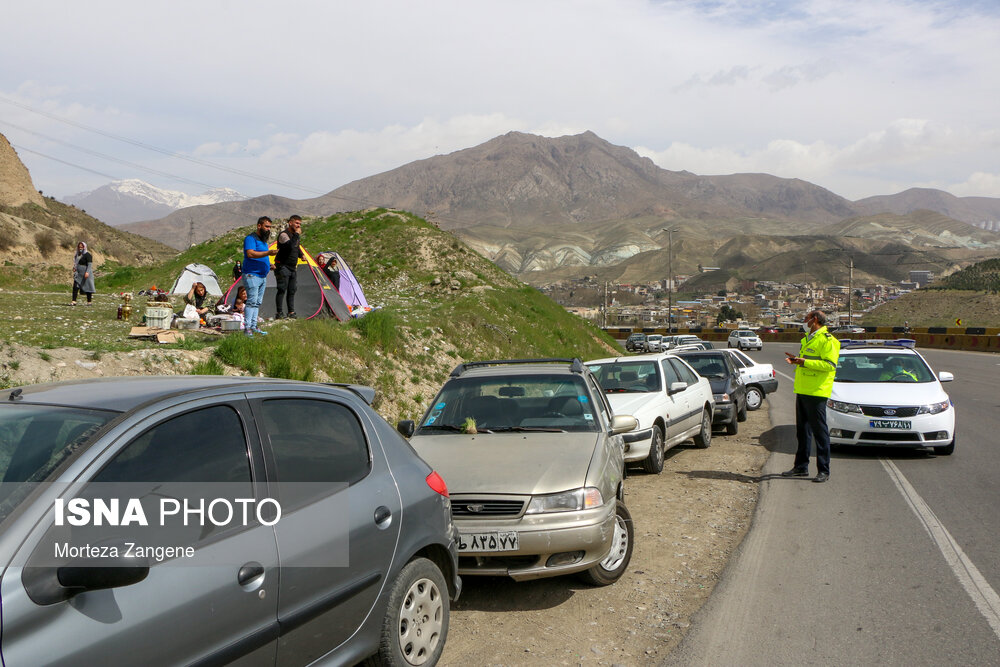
72;241;95;305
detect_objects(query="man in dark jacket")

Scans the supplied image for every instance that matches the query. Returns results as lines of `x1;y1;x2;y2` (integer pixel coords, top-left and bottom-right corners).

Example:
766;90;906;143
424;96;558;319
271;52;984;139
274;215;305;319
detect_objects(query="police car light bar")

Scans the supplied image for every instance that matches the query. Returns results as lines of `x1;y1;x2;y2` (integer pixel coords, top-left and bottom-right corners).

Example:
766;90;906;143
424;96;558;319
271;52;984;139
840;338;916;348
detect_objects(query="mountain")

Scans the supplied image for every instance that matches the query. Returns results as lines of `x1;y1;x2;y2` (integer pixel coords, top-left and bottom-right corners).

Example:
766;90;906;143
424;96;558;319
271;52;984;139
119;194;305;249
105;130;1000;285
63;179;248;226
313;131;859;231
854;188;1000;229
0;133;175;275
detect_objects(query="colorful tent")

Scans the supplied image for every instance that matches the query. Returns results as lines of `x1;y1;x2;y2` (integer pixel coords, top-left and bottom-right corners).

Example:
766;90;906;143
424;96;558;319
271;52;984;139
316;251;370;311
223;244;352;321
170;263;223;297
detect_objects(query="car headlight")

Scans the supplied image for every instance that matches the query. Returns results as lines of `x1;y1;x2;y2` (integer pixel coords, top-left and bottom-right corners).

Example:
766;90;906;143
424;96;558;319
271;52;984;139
827;399;863;414
525;487;603;514
917;400;950;415
713;393;730;402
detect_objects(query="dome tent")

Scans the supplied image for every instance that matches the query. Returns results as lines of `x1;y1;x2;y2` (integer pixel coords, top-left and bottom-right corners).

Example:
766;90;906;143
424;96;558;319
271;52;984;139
170;263;223;297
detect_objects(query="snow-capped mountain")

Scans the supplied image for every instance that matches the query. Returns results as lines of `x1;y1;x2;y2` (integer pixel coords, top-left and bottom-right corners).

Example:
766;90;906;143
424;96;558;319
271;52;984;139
62;179;248;226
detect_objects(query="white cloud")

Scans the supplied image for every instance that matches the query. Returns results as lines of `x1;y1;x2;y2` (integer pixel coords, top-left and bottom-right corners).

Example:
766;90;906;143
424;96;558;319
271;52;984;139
0;0;998;200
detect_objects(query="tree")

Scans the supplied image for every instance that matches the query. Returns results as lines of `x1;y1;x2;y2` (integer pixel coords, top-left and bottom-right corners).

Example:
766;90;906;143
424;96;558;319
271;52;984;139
717;304;743;324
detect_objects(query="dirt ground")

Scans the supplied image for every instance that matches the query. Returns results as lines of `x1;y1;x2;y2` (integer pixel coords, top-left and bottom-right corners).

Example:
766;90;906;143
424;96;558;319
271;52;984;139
441;407;772;666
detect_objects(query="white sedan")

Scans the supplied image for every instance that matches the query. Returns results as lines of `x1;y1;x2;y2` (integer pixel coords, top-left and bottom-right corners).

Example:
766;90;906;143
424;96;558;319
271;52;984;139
587;354;716;473
826;341;955;455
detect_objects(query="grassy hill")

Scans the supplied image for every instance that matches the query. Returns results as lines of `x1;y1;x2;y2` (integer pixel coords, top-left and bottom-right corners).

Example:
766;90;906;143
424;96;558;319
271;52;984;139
862;289;1000;327
17;208;619;422
932;256;1000;292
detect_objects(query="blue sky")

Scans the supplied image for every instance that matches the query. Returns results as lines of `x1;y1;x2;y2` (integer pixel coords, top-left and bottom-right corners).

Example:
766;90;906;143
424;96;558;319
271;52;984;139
1;0;998;204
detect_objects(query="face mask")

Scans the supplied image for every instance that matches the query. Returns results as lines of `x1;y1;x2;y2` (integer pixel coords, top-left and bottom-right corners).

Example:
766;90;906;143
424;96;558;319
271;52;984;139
259;229;270;241
802;322;811;333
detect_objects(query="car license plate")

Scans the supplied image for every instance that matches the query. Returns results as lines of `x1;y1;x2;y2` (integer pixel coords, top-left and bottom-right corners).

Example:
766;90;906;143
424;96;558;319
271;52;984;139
870;419;911;429
458;531;519;552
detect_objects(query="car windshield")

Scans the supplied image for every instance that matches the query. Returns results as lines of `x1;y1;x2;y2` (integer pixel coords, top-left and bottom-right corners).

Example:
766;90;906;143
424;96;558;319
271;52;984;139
834;353;934;383
0;404;117;523
588;361;661;394
417;374;598;433
678;354;729;379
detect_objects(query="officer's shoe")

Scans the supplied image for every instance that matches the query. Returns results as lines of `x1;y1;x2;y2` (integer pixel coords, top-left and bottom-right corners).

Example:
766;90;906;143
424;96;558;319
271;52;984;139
780;467;809;477
813;472;830;483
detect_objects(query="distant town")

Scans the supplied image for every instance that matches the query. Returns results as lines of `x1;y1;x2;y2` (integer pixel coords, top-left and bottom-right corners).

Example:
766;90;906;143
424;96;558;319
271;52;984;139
542;269;936;329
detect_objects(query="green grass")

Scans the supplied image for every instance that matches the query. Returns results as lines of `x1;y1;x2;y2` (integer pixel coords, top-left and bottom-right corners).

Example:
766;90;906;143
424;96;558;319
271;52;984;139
0;208;621;422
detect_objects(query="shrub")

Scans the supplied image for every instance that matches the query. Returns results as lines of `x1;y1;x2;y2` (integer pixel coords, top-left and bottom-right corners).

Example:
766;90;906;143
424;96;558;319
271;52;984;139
35;231;57;257
349;310;397;352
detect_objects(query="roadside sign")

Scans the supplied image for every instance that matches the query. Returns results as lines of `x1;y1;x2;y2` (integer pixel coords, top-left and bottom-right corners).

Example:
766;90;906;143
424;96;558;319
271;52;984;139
956;318;963;326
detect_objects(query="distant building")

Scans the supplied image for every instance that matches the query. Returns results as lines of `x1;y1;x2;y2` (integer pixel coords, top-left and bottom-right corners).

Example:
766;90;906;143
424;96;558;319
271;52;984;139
908;270;933;288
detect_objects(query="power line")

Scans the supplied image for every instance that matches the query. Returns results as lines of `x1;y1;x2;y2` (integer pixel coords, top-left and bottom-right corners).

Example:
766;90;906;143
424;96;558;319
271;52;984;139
0;94;325;195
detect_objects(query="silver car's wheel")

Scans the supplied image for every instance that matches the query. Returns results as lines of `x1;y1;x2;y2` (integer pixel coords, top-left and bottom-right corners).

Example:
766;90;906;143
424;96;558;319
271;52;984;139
368;558;448;666
579;502;634;586
745;386;763;411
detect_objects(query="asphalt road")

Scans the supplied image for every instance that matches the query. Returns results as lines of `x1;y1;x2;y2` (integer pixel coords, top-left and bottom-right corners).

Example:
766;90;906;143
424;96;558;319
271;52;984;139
664;342;1000;666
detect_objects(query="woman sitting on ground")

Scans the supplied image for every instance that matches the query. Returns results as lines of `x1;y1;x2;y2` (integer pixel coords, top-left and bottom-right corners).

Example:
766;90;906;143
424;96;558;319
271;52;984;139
184;282;212;323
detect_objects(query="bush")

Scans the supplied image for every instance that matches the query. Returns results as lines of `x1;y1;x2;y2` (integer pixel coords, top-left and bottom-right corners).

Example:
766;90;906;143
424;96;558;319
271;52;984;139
35;231;57;257
349;310;397;352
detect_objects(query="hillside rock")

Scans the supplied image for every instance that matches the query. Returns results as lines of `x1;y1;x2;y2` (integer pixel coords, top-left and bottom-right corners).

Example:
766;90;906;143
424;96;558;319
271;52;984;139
0;133;46;208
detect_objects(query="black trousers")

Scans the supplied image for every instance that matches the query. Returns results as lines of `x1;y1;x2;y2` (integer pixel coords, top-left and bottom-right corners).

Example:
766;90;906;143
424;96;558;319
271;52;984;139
794;394;831;474
72;283;92;303
274;265;297;315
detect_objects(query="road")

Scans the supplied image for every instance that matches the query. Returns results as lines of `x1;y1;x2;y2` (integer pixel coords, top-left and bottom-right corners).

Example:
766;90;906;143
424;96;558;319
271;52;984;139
664;343;1000;665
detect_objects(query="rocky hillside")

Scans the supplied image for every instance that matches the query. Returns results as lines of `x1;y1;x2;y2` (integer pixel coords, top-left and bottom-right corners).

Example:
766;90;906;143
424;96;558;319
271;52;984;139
0;132;176;287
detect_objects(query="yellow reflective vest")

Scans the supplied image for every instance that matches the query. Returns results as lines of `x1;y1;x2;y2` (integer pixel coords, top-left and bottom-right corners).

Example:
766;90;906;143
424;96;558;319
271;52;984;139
793;326;841;398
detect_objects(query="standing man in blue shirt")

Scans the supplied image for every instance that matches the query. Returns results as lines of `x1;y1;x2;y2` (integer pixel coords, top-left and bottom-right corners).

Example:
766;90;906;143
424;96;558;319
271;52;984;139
242;216;277;336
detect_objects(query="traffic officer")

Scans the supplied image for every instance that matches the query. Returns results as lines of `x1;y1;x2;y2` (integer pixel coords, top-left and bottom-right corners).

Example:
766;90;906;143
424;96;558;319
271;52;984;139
782;309;841;483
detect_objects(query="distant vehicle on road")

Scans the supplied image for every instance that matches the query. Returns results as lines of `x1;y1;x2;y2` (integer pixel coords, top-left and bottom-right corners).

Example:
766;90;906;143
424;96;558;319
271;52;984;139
625;333;647;352
644;334;664;352
831;326;866;334
727;329;763;351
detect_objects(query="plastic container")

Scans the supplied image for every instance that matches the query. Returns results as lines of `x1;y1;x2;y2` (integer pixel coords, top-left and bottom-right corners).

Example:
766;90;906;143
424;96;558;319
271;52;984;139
145;306;173;329
174;318;200;330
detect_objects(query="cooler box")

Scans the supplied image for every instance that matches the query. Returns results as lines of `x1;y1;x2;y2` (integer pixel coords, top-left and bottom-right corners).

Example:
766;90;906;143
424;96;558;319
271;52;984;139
145;306;173;329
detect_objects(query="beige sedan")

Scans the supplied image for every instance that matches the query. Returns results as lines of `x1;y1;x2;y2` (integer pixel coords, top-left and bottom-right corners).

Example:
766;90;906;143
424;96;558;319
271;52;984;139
403;358;638;585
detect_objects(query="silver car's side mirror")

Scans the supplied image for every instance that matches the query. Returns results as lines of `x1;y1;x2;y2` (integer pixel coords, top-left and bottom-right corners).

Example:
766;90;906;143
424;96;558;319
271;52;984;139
610;414;638;435
938;371;954;382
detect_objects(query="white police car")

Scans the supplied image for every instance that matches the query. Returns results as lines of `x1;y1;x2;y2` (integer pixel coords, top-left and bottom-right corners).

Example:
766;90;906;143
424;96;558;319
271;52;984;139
826;340;956;454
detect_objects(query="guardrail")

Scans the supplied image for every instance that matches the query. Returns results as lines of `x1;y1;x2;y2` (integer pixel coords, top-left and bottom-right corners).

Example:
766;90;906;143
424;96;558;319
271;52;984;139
604;327;1000;353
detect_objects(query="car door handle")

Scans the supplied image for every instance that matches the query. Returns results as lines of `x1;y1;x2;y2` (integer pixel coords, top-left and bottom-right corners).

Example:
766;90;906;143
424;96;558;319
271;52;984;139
238;562;265;586
374;505;392;527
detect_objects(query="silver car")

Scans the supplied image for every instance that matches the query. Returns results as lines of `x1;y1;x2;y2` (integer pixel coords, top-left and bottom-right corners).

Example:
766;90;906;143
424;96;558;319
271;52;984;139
401;359;637;585
0;376;460;666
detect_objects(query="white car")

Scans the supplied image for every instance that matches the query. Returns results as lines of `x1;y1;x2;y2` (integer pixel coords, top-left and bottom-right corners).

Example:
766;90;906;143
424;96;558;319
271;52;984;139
587;354;715;473
727;329;762;351
827;340;955;455
722;348;778;411
644;334;664;352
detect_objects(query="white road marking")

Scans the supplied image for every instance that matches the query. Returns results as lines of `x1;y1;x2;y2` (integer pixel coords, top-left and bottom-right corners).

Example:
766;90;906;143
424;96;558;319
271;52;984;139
882;459;1000;639
775;369;794;382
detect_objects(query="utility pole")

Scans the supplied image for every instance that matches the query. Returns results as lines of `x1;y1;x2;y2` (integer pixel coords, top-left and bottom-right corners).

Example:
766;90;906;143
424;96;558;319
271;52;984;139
848;256;854;326
604;281;608;328
662;228;676;332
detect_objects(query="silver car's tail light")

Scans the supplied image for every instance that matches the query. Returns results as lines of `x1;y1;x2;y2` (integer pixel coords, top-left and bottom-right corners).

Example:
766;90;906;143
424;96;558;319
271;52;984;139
426;471;449;497
525;487;603;514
